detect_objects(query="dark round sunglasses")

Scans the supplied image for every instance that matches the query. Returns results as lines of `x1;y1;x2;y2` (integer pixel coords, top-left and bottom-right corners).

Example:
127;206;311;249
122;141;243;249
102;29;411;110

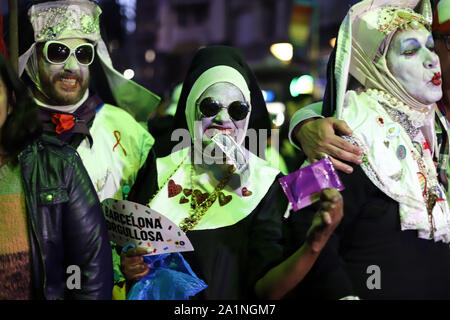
43;41;95;66
198;97;250;121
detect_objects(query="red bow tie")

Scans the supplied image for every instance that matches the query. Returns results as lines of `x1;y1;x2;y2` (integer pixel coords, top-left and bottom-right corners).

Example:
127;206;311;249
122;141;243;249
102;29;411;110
51;113;75;134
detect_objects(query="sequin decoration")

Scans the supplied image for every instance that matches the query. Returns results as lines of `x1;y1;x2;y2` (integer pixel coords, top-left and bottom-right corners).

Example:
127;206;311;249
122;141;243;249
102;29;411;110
413;141;423;157
375;6;429;35
396;145;407;160
386;122;401;139
30;2;101;42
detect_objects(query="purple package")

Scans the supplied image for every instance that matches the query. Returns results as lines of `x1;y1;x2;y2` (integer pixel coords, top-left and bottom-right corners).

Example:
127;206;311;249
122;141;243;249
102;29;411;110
278;156;344;212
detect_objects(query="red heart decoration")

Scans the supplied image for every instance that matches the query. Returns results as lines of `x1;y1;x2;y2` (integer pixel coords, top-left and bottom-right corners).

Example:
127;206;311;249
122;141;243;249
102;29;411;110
219;192;232;206
183;188;192;197
179;196;189;204
168;179;182;198
242;187;252;197
193;189;209;204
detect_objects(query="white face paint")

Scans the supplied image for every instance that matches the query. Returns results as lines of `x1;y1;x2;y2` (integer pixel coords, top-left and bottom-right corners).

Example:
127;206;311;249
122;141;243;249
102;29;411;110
37;38;90;105
387;26;442;105
195;82;250;147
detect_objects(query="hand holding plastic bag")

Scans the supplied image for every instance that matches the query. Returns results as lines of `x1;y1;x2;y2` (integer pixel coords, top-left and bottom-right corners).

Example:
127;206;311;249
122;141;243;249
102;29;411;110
126;252;207;300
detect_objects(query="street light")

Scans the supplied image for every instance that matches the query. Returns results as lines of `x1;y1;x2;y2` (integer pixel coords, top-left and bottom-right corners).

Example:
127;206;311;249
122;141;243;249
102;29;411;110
123;69;135;80
270;43;293;62
290;75;314;97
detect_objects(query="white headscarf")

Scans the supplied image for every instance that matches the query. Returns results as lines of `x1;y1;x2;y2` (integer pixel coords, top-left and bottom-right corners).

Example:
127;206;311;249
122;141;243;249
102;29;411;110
185;65;251;165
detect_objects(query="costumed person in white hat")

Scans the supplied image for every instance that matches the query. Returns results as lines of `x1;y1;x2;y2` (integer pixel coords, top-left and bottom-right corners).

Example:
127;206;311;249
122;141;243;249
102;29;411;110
289;0;449;203
120;46;344;300
14;0;161;299
0;27;112;299
284;0;450;299
17;0;160;203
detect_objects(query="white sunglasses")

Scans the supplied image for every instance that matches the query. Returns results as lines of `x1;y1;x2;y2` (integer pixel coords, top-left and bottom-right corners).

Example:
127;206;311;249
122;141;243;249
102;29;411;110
43;41;95;66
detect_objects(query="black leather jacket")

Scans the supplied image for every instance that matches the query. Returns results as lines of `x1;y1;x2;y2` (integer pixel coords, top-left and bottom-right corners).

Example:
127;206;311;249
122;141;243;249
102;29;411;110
18;135;113;299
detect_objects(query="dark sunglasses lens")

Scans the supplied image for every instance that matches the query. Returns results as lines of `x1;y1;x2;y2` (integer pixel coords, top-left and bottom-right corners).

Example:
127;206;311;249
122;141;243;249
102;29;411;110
47;43;70;63
228;101;249;120
75;45;94;64
199;98;220;117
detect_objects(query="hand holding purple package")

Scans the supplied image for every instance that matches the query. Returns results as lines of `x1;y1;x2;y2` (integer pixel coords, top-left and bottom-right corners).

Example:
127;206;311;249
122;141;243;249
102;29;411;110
279;157;344;211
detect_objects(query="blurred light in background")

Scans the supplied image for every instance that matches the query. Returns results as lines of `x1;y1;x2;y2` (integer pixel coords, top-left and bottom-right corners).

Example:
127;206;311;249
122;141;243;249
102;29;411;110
329;37;336;48
270;43;293;62
289;75;314;97
145;49;156;63
123;69;135;79
262;90;275;102
117;0;137;34
266;102;286;127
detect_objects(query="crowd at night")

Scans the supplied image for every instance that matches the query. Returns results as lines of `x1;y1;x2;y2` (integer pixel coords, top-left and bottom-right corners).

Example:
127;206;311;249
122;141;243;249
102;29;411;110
0;0;449;312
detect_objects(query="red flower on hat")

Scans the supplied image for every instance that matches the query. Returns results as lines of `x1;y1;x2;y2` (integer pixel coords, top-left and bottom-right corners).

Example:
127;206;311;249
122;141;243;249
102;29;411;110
51;113;75;134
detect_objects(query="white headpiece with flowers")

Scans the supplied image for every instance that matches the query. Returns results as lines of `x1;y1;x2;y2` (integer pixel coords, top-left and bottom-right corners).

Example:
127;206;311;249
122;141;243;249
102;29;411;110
18;0;160;121
334;0;450;243
29;0;101;43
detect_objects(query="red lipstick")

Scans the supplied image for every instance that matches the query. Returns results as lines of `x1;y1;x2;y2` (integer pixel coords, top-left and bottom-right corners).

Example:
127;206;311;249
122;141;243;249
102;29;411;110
431;72;442;86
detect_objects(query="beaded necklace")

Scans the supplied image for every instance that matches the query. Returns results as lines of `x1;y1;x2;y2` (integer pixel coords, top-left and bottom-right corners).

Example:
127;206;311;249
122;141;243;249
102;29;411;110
147;150;235;233
366;88;433;127
178;164;234;232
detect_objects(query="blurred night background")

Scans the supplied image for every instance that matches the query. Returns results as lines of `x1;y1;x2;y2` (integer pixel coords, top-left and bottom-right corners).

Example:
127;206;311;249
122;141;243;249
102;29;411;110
0;0;360;171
